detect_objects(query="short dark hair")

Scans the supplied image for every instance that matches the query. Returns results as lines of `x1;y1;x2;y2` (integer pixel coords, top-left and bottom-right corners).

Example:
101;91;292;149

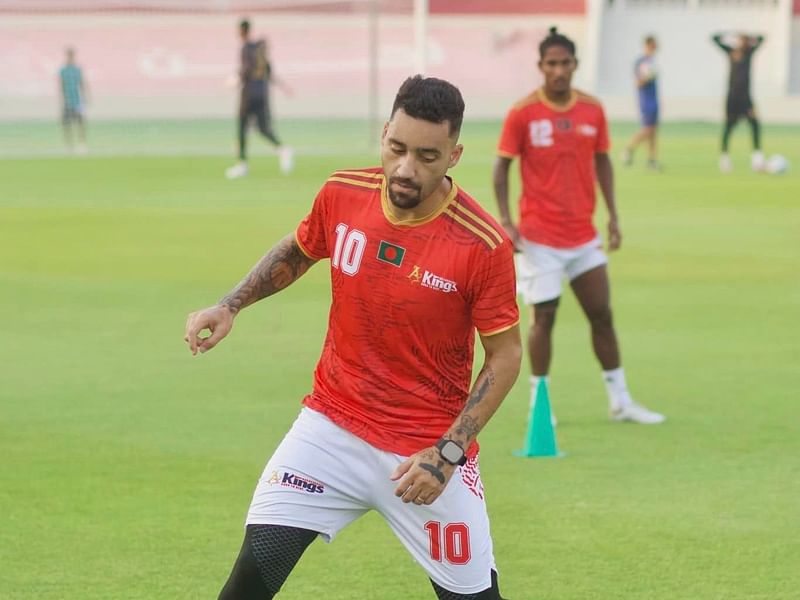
239;19;250;34
539;26;576;59
644;35;657;45
390;75;465;138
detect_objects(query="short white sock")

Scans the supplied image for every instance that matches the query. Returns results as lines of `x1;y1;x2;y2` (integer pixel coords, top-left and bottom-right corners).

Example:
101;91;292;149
530;375;549;392
529;375;549;405
602;367;631;407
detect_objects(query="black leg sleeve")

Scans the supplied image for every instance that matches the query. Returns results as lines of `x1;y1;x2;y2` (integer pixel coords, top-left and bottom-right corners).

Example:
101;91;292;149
722;117;738;153
255;96;281;147
238;97;250;161
218;524;318;600
746;114;761;151
430;570;507;600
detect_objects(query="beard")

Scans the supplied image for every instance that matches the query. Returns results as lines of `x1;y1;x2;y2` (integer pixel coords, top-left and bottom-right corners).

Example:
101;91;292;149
387;177;423;209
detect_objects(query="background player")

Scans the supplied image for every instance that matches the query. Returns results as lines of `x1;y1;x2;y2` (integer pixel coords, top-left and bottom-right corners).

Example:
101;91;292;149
493;27;665;425
58;47;88;154
622;35;661;171
713;31;765;173
226;18;294;179
186;75;521;599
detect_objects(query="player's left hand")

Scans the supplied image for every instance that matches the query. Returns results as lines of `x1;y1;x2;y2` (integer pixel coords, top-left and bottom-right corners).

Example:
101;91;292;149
607;219;622;251
390;446;458;506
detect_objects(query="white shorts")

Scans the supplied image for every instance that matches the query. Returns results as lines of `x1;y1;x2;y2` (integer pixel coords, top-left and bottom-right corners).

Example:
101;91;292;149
516;236;607;305
247;407;496;595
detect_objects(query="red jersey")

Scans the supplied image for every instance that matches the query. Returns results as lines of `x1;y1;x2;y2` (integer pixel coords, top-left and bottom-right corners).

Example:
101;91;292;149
497;88;610;248
295;168;519;457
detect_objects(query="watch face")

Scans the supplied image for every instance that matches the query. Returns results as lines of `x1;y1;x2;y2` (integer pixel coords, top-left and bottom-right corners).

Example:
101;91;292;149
441;441;464;464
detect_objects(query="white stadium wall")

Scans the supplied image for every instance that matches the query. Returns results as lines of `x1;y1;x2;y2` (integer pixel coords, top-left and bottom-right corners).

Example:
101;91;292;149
0;12;586;122
587;0;800;122
1;0;798;122
791;9;800;94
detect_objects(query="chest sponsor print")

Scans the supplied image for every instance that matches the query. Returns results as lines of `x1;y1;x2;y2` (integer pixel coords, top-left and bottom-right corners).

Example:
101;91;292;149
407;264;458;293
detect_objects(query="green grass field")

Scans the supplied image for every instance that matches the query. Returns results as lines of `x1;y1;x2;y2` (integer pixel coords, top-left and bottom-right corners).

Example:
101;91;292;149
1;119;799;599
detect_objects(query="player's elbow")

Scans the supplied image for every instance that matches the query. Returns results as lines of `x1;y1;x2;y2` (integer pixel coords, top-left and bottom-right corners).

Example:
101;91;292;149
492;158;511;185
595;152;612;170
496;332;523;381
508;338;523;378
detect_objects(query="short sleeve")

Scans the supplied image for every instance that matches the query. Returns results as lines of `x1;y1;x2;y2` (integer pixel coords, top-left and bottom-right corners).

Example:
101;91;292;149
596;105;610;153
469;240;519;336
497;107;526;158
295;184;330;260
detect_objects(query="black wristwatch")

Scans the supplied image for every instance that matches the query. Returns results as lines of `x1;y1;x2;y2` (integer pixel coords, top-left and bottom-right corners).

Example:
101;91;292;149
435;438;467;466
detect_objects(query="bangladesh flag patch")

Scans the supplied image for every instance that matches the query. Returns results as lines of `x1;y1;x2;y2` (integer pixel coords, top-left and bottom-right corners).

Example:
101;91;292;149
377;240;406;267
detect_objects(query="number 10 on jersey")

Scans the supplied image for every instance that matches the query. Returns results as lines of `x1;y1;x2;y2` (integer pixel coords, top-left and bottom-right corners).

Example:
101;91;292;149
332;223;367;276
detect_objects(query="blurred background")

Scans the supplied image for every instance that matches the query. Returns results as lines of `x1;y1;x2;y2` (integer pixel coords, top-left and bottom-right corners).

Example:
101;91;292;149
2;2;799;599
2;0;799;156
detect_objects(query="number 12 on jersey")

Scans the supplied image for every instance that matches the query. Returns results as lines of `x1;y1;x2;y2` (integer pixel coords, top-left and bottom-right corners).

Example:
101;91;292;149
332;223;367;276
529;119;553;147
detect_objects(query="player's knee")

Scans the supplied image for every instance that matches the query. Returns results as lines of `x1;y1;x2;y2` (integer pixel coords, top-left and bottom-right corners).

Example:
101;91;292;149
587;306;613;329
218;524;317;600
217;534;273;600
431;570;505;599
532;300;558;330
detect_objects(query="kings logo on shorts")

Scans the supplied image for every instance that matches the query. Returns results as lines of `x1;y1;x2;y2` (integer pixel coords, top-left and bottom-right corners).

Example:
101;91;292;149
267;470;325;494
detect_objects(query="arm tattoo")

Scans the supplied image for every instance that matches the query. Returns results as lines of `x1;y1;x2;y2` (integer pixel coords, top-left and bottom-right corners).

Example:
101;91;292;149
449;366;495;445
419;463;446;485
453;414;480;441
464;366;495;412
220;235;315;313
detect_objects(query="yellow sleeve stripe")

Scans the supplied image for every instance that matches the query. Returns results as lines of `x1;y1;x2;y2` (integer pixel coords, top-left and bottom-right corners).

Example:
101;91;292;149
450;203;504;245
326;176;382;190
497;150;517;159
444;208;498;250
478;320;520;337
332;170;384;180
294;231;325;260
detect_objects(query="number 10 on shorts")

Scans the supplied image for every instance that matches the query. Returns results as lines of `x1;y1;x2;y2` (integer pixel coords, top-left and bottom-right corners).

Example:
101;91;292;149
424;521;472;565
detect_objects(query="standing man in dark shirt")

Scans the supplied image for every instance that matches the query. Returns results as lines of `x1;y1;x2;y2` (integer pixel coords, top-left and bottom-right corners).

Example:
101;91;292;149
226;18;294;179
622;35;661;171
713;32;765;173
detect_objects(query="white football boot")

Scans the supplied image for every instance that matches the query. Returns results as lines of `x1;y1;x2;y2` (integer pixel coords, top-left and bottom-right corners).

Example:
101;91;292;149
610;399;666;424
279;146;295;175
751;151;766;172
225;162;248;179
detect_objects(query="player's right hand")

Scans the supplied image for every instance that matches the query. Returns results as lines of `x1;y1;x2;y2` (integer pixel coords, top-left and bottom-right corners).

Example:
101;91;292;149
390;446;457;506
607;219;622;252
184;305;235;355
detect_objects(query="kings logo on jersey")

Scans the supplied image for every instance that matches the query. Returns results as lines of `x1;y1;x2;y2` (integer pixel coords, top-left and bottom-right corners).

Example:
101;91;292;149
407;265;458;293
